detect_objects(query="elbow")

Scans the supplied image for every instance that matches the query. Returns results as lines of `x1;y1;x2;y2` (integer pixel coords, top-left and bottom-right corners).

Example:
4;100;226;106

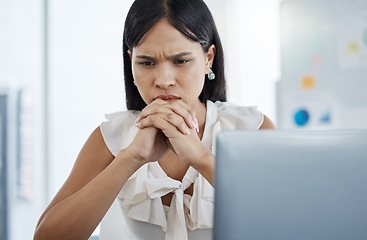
33;217;63;240
33;218;91;240
33;220;53;240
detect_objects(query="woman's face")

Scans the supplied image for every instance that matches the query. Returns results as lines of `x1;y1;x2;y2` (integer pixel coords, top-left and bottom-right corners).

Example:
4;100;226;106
130;18;215;109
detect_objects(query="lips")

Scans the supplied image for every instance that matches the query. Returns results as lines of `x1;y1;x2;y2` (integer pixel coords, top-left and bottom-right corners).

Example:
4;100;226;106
155;94;181;101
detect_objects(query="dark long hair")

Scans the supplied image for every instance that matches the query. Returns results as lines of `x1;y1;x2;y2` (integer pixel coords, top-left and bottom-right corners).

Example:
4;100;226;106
123;0;226;110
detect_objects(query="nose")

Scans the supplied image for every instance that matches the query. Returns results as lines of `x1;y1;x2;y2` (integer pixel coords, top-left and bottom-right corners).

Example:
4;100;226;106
154;63;175;89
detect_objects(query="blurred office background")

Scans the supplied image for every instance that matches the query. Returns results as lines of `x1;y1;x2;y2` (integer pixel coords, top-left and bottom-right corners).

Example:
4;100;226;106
1;0;367;239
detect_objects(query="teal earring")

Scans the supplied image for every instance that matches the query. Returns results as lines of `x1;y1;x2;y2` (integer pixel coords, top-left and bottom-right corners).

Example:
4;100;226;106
208;68;215;80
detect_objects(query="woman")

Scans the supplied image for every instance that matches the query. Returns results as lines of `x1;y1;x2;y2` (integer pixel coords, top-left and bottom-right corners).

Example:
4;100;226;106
34;0;275;239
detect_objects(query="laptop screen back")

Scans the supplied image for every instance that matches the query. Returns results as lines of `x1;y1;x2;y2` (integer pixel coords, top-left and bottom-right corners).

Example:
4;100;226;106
213;130;367;240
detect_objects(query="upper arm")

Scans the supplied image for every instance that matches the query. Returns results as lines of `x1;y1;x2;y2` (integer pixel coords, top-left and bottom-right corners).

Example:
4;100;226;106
259;115;276;129
36;126;115;227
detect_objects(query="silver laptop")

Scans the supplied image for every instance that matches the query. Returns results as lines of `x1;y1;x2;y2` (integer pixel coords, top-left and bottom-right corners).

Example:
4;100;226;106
213;130;367;240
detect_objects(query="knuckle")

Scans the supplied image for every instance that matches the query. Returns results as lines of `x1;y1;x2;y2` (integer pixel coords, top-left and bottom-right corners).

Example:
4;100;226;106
149;105;158;112
167;113;175;120
145;116;154;125
150;115;159;124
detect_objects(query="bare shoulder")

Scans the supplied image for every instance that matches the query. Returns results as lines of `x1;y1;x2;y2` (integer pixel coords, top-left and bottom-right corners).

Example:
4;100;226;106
37;126;114;227
259;115;276;129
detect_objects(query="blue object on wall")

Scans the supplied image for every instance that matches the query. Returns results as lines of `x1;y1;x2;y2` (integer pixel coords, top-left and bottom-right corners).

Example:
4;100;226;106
294;109;310;126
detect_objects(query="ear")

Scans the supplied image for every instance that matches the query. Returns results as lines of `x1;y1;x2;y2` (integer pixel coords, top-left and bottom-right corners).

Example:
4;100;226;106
127;49;132;59
205;44;216;74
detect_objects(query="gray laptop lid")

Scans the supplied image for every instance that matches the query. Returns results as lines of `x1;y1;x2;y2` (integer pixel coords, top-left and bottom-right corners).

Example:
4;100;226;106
213;130;367;240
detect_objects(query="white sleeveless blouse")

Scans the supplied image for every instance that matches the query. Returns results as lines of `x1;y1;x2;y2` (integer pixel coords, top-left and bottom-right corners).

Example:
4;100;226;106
100;101;264;240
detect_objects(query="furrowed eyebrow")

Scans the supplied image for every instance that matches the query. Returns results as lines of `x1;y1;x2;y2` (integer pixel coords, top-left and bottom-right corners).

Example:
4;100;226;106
136;55;156;61
136;52;192;61
167;52;192;59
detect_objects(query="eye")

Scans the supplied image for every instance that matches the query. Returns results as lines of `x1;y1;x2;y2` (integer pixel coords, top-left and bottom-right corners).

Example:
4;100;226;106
138;61;155;66
174;59;191;65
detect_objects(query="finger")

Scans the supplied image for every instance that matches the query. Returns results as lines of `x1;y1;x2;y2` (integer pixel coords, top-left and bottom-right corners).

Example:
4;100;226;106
135;99;171;122
137;113;191;136
171;100;198;130
166;101;197;130
135;99;168;123
136;99;198;131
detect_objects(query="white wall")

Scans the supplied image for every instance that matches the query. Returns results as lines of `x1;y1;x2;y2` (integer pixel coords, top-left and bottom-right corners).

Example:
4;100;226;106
0;0;46;239
224;0;282;122
47;0;132;199
203;0;281;122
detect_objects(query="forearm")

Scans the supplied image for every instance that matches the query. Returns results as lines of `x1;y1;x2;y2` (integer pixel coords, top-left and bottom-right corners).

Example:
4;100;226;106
34;149;142;240
192;151;215;186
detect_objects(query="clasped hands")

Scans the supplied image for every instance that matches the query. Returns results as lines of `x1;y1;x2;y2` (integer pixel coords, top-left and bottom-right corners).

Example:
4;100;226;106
125;99;210;169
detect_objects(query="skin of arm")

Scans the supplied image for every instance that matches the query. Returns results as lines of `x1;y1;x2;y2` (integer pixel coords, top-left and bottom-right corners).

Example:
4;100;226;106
260;115;276;130
34;127;145;240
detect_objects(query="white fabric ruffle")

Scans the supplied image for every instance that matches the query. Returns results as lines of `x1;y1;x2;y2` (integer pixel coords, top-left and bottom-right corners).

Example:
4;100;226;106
118;162;213;240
